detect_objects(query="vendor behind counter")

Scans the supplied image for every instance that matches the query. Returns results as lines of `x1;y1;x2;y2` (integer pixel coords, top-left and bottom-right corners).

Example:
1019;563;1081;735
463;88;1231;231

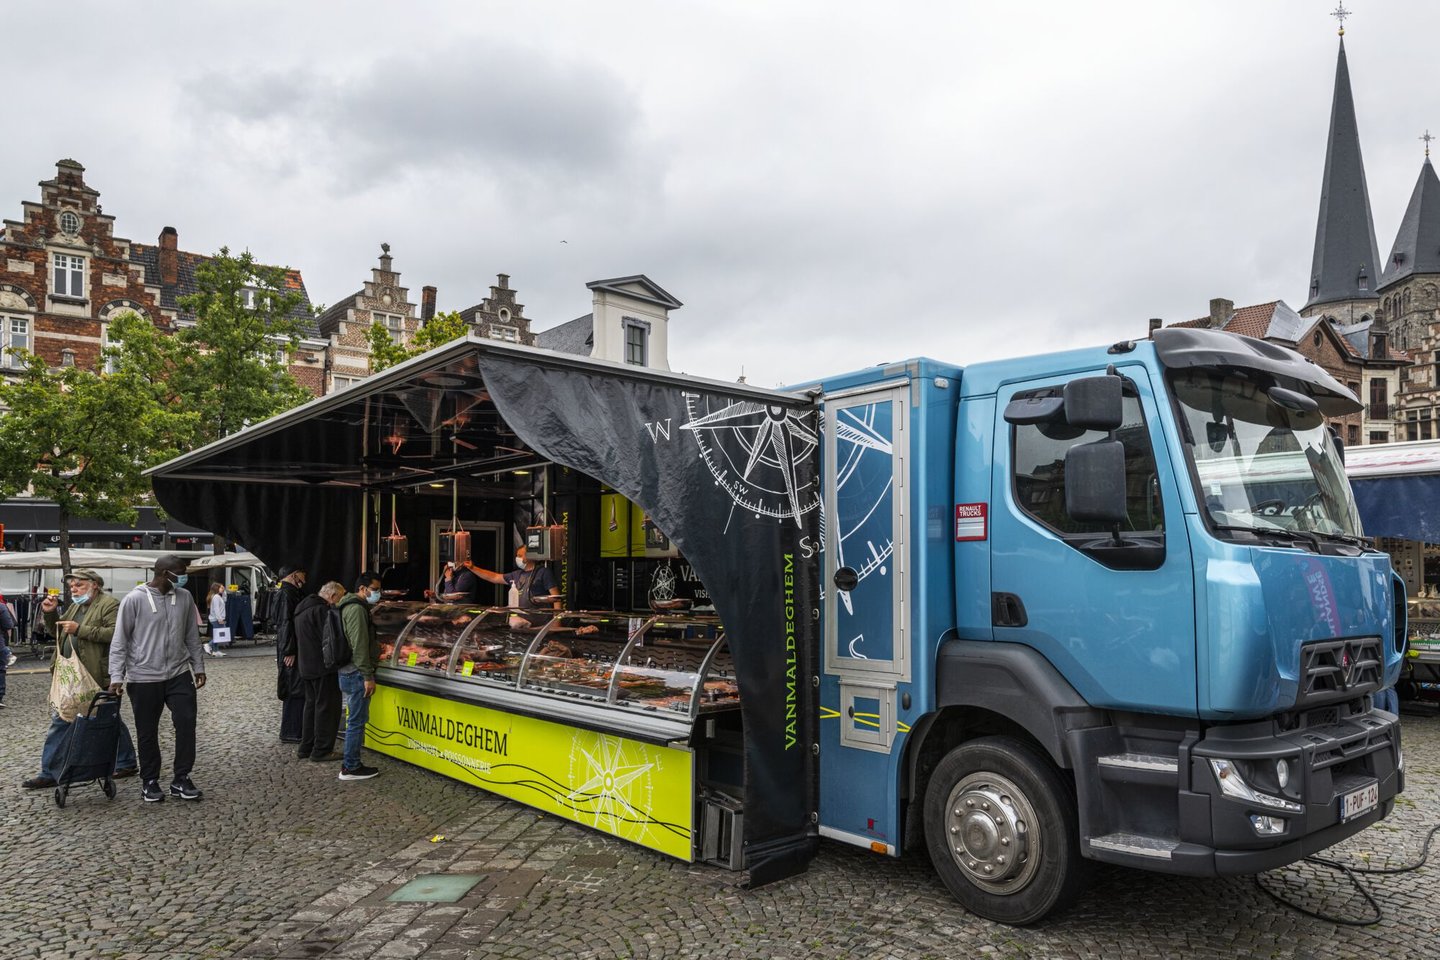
465;546;561;609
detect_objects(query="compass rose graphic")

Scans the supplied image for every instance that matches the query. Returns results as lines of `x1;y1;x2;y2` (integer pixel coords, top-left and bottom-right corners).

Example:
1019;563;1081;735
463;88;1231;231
832;403;895;620
681;394;820;531
569;733;656;839
649;564;678;602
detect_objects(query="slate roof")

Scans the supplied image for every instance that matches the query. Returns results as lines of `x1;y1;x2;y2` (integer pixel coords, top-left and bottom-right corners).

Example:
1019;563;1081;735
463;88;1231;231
1378;159;1440;291
314;292;359;336
1304;39;1382;311
535;314;594;357
129;243;317;337
1332;318;1411;362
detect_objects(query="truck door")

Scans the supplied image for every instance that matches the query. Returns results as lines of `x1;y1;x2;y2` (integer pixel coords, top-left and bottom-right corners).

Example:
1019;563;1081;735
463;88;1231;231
990;368;1196;714
819;382;910;849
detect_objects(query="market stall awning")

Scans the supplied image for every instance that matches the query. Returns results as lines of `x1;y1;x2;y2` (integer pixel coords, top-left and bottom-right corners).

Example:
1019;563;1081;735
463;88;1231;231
1346;439;1440;543
147;336;821;884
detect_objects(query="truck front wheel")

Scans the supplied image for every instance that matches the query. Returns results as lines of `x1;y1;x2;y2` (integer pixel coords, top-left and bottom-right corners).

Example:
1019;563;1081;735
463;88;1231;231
923;735;1084;925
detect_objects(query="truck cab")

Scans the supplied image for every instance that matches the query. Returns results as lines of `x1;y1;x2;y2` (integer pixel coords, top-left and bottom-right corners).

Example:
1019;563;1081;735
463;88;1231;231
809;327;1405;924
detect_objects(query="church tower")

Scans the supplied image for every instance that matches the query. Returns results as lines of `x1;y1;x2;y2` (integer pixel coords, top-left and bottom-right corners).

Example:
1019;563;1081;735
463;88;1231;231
1301;21;1381;326
1378;145;1440;440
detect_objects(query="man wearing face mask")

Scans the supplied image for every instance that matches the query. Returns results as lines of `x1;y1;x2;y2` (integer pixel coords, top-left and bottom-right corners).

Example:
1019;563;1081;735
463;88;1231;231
465;546;561;609
335;572;383;781
109;555;205;803
21;570;138;789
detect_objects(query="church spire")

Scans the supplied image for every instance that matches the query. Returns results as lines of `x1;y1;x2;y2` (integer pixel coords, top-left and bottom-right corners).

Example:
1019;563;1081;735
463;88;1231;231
1304;29;1381;312
1378;150;1440;293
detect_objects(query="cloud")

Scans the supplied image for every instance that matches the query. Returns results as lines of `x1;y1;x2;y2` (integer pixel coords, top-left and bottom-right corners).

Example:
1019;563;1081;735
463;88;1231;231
185;40;646;195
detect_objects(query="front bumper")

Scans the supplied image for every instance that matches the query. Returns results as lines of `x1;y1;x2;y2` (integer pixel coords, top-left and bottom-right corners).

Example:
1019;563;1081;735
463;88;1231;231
1177;701;1403;875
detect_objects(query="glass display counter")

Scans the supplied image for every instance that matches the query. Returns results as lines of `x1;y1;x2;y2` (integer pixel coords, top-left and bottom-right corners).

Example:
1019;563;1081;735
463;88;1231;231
373;600;424;666
373;607;740;724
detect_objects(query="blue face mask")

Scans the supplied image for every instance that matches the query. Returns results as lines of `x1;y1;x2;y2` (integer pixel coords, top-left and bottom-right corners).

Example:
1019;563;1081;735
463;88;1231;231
366;589;382;604
170;573;188;588
73;593;91;605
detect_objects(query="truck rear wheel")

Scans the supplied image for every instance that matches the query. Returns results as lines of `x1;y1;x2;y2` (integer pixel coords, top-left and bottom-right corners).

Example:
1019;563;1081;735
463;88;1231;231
923;735;1084;925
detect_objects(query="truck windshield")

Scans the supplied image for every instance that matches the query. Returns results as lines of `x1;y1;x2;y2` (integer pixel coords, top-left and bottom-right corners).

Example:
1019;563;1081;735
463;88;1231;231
1171;368;1362;539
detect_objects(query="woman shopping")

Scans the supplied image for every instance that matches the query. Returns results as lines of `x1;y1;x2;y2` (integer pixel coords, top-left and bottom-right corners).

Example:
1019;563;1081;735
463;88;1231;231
205;582;228;658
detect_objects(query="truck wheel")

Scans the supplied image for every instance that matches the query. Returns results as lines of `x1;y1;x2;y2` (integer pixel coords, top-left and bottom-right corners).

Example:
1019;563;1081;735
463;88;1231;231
923;735;1084;925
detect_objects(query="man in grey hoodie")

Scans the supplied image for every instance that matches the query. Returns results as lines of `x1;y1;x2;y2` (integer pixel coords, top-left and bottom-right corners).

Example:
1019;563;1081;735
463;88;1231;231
108;555;206;803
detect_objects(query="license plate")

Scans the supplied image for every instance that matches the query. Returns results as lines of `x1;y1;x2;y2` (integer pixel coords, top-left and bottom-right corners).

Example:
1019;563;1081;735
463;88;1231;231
1339;782;1379;822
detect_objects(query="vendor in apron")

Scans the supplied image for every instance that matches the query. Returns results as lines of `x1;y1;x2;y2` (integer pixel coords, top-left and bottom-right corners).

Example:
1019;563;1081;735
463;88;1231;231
464;546;562;610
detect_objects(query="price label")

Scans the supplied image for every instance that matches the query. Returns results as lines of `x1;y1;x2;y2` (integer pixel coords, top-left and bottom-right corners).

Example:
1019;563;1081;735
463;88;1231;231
461;661;475;676
406;652;418;667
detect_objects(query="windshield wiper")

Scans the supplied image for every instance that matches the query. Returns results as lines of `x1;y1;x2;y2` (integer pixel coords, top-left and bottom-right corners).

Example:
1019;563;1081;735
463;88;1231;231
1210;524;1322;552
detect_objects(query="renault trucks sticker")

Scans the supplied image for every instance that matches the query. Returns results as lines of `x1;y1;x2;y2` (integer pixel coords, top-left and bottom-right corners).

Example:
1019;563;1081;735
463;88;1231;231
955;503;988;541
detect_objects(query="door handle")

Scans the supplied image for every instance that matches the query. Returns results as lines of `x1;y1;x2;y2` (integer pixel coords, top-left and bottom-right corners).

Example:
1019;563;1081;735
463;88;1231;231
834;566;858;592
991;592;1028;627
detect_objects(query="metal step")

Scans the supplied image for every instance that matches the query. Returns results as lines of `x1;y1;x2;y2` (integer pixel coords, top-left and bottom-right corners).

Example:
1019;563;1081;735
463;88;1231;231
1089;832;1178;860
1096;753;1178;773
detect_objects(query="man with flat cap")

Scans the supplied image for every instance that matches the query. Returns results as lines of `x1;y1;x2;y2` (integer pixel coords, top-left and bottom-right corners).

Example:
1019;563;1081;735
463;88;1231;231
22;568;138;789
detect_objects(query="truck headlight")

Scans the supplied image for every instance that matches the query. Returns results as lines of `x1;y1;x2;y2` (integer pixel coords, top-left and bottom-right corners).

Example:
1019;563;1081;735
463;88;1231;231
1209;759;1303;814
1275;758;1290;790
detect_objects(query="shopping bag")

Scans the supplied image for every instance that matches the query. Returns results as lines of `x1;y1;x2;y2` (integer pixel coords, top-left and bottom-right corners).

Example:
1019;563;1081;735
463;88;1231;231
49;645;101;723
211;626;232;645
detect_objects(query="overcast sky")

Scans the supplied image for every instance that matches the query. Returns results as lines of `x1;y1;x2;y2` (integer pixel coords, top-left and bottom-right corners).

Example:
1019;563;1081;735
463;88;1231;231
4;1;1437;386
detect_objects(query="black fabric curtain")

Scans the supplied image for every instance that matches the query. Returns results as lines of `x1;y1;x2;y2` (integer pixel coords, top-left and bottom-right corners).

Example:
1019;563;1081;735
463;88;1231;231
153;479;363;591
477;354;821;884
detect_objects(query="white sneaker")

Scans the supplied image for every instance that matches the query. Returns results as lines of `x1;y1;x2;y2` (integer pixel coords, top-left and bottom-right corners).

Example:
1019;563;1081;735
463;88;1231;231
5;654;15;667
214;649;227;657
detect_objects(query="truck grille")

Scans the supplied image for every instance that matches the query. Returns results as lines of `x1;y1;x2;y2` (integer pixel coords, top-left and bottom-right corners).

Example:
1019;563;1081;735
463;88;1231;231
1296;637;1383;707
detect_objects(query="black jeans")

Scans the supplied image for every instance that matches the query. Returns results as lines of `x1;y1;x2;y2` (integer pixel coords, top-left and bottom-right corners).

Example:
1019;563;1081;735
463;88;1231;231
298;675;341;758
128;672;197;784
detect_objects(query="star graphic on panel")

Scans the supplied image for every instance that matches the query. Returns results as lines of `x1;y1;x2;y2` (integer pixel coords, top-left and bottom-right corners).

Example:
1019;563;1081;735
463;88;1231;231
681;400;820;527
570;735;655;835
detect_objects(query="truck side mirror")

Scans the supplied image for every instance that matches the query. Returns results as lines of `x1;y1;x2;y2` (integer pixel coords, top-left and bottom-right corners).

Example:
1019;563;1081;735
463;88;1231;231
1063;376;1123;431
1065;440;1128;523
1328;425;1346;465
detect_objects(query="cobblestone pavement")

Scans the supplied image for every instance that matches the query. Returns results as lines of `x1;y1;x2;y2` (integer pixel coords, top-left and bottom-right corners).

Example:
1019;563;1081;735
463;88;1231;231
3;650;1438;959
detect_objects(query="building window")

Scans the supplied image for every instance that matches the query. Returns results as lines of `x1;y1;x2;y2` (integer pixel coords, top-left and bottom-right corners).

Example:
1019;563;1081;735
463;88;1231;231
332;374;364;391
490;324;519;343
1347;424;1360;445
240;288;258;310
624;320;648;366
1;315;30;362
1368;431;1388;444
1369;378;1388;420
59;211;81;235
52;253;85;299
377;313;404;344
100;322;116;374
273;347;288;366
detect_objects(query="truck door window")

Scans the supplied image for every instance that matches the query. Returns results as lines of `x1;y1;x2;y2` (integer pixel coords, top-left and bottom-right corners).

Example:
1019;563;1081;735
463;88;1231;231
1011;387;1164;537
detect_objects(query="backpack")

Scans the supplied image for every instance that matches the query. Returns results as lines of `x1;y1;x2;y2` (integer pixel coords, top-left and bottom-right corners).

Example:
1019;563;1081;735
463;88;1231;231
321;608;352;671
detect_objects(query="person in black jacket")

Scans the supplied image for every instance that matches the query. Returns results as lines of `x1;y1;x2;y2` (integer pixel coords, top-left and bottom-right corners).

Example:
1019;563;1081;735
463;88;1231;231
273;565;308;743
293;581;344;762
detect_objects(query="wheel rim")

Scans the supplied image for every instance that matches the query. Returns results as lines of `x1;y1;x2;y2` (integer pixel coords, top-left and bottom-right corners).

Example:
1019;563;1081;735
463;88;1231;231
942;770;1039;895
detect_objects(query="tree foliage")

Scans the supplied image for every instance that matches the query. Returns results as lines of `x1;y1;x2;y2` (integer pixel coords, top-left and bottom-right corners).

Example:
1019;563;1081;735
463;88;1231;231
109;247;314;447
0;352;194;574
367;310;471;373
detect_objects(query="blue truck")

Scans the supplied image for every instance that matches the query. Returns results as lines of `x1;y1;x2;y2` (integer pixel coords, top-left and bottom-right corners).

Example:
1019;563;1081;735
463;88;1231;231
807;325;1404;924
147;324;1406;927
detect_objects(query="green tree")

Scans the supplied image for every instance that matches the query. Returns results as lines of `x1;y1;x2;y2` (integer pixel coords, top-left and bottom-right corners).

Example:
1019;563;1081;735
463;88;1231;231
109;247;314;447
367;310;471;373
0;352;194;576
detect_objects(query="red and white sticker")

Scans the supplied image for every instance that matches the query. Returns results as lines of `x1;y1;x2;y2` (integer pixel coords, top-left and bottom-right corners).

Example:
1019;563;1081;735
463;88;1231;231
955;503;988;541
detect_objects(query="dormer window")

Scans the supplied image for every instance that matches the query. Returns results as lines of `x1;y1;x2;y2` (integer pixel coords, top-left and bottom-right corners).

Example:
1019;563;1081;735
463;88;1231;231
1357;264;1369;292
